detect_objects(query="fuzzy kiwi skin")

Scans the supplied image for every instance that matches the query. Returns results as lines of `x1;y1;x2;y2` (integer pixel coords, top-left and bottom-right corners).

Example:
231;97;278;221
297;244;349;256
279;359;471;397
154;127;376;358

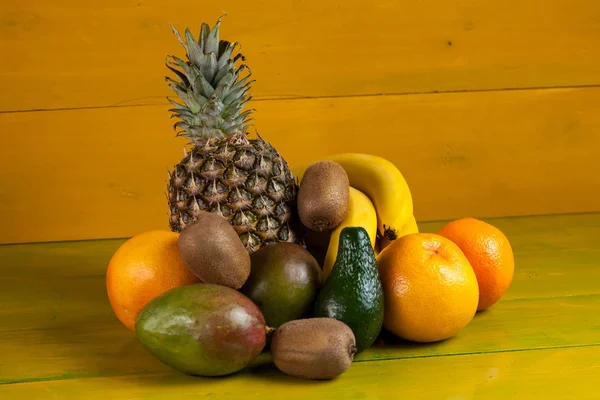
271;318;357;380
297;161;350;232
178;212;251;289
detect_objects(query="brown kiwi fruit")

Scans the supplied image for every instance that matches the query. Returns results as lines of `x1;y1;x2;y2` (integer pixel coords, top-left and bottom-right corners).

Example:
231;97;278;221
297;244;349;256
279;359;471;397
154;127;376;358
271;318;357;380
297;160;350;232
178;211;251;289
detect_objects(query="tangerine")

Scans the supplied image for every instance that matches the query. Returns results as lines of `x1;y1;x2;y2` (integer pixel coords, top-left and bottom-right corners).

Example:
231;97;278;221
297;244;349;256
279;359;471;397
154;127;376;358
106;230;200;331
437;217;514;311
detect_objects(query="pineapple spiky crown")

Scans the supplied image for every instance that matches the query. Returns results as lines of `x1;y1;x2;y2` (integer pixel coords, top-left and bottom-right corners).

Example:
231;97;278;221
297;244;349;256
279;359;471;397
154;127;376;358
166;17;254;141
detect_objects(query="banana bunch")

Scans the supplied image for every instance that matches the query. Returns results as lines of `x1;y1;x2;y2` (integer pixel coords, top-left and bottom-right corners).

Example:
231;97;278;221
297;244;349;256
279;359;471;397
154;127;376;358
293;153;418;280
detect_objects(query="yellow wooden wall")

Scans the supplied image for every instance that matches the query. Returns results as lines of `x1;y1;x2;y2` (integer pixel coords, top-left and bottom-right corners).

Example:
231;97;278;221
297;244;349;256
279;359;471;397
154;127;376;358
1;0;599;244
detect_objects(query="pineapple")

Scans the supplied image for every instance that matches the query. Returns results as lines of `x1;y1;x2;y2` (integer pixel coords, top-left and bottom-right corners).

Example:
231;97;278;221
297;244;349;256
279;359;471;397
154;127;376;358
166;18;301;253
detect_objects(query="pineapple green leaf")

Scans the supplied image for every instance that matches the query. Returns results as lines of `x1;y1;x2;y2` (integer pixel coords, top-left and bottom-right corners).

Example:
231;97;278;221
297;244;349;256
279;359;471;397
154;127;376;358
229;78;255;100
218;40;229;59
213;61;234;85
185;28;205;70
222;114;252;132
165;57;190;86
232;64;251;85
165;65;190;87
223;85;251;106
235;63;250;75
167;97;185;109
165;77;187;93
205;16;223;55
232;53;246;65
169;84;202;114
169;107;196;119
230;71;252;91
192;74;215;98
201;53;219;85
221;112;253;133
173;121;190;134
170;25;187;49
224;99;249;117
199;113;221;126
236;109;254;121
201;99;225;117
199;125;225;139
221;120;239;131
218;41;238;68
212;72;236;98
199;22;211;51
166;19;253;138
223;102;244;117
170;56;196;83
184;28;196;44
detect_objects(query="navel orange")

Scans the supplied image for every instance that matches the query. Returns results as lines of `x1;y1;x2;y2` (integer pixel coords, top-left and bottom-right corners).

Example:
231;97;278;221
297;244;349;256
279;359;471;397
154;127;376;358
437;217;514;311
106;230;200;331
376;233;479;342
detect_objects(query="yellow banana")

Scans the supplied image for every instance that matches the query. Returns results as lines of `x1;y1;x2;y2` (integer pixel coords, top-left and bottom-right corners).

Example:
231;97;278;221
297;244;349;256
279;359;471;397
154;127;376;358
293;153;417;250
380;213;419;249
321;187;378;280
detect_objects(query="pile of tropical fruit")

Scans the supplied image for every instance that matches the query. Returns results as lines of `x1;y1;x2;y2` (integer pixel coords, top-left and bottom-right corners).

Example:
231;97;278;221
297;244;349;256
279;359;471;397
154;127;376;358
106;18;515;380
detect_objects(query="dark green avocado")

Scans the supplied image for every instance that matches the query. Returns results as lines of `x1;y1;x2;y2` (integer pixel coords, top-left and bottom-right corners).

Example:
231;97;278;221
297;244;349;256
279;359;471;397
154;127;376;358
241;242;321;328
313;226;384;353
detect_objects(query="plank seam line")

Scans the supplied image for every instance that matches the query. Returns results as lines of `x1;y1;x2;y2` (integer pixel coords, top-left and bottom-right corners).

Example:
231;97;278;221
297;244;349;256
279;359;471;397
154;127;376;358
1;83;600;115
252;83;600;102
0;370;163;386
2;343;598;386
353;342;600;364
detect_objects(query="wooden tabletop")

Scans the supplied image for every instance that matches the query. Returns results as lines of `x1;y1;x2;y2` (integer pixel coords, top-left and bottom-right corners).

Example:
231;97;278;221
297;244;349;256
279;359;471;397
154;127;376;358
1;213;599;398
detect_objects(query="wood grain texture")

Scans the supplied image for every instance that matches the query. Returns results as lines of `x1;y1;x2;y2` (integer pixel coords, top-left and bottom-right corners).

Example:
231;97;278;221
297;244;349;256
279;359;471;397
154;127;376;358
2;346;599;399
2;87;600;243
2;213;599;332
3;247;599;331
2;295;598;383
1;213;599;384
1;214;599;395
1;0;600;111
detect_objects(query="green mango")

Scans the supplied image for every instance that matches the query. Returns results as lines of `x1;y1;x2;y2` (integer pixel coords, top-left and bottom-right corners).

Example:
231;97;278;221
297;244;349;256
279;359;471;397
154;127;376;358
136;283;266;376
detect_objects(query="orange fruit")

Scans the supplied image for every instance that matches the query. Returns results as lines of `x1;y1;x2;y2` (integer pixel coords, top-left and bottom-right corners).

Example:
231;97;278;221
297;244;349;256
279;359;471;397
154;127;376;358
437;218;514;311
106;230;200;331
376;233;479;342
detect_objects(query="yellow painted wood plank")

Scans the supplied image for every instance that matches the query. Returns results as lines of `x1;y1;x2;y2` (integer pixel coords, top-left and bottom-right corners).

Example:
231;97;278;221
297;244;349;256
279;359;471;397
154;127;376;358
1;213;599;383
0;214;599;332
2;213;598;280
2;346;598;399
1;295;598;384
2;87;600;243
0;212;597;292
2;0;600;111
4;251;599;332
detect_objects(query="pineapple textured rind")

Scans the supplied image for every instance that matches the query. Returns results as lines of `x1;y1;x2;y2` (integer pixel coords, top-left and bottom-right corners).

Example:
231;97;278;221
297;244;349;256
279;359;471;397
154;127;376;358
166;17;302;253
